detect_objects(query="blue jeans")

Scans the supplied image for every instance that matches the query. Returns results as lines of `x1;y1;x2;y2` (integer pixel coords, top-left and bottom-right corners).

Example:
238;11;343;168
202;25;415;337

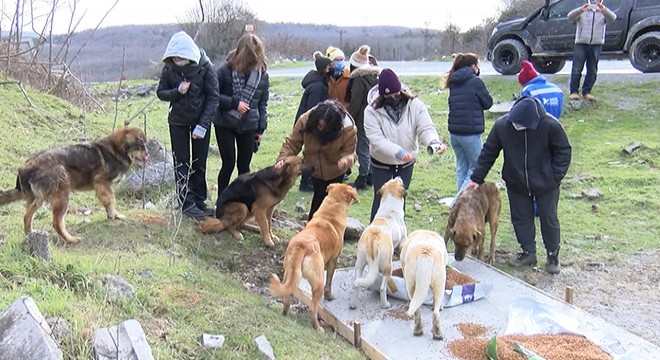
570;44;602;95
450;134;482;195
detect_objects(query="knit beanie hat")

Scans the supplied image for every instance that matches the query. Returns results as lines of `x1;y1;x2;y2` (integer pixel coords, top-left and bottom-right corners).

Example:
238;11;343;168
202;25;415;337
378;68;401;96
349;45;370;68
518;60;539;85
325;46;345;61
313;51;332;72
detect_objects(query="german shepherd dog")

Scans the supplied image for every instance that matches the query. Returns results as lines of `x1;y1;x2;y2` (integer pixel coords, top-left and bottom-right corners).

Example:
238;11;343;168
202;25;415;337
269;183;359;331
199;156;314;247
0;127;148;244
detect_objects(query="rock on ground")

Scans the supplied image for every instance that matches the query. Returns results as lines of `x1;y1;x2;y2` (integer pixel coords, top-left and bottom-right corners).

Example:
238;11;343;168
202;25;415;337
93;319;154;360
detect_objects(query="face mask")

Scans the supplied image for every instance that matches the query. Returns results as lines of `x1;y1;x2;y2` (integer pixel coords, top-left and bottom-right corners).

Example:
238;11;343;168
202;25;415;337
174;59;190;67
333;61;345;76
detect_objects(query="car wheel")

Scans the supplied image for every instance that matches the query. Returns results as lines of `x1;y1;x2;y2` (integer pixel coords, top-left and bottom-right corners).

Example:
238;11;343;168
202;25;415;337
491;39;529;75
531;59;566;74
629;31;660;73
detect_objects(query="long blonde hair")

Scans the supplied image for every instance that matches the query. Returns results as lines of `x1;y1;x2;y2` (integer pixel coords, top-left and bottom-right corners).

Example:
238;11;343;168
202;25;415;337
227;33;267;74
443;53;479;89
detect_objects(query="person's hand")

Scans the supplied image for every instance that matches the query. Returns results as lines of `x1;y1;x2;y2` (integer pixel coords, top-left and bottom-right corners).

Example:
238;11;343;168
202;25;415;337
596;3;605;12
401;152;414;162
255;134;263;143
436;143;448;155
337;158;347;171
178;81;190;94
274;158;285;170
465;181;480;191
238;101;250;114
580;3;590;11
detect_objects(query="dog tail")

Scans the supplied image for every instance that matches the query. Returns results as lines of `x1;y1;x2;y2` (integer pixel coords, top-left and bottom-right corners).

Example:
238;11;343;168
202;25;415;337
269;246;305;298
406;255;434;317
353;256;381;288
0;181;23;205
197;218;226;234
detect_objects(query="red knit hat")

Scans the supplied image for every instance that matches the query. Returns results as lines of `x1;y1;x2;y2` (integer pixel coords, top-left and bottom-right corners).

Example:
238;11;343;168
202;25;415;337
518;60;539;85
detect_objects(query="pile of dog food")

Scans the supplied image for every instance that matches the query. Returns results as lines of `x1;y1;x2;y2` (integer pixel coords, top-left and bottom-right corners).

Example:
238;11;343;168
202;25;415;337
390;266;478;290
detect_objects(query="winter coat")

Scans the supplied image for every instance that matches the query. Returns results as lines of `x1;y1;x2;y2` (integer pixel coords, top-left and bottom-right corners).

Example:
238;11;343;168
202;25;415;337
214;64;270;134
447;67;493;135
568;6;617;45
157;49;219;129
521;75;564;120
471;97;572;196
328;67;351;108
364;85;441;165
345;66;380;129
278;108;357;181
295;70;328;122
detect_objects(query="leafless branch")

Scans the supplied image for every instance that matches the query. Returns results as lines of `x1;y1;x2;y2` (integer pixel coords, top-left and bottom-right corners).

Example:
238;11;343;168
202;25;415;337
112;44;126;131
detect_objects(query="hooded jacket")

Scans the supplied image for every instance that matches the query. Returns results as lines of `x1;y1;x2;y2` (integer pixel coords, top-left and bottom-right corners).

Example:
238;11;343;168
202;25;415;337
157;36;219;129
568;6;617;45
294;70;328;122
345;65;380;128
447;66;493;135
471;97;572;195
521;75;564;120
364;85;440;165
278;108;357;181
328;66;351;108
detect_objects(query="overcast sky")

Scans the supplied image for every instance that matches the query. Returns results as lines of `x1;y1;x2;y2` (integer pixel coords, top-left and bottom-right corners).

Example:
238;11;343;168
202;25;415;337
1;0;503;35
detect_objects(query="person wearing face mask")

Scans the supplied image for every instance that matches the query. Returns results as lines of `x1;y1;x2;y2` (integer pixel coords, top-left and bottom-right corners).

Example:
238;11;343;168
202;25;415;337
444;53;493;204
157;31;219;221
465;97;572;275
325;46;351;109
364;68;447;221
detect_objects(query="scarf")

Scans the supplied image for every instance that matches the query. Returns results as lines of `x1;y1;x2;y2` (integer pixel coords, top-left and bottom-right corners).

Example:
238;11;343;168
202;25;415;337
227;69;261;121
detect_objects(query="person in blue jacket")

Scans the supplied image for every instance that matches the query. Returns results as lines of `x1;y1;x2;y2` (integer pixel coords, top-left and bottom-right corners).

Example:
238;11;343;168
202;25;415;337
518;60;564;120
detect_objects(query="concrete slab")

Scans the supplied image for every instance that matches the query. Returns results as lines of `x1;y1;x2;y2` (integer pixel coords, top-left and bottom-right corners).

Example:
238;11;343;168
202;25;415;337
489;101;514;115
297;256;660;360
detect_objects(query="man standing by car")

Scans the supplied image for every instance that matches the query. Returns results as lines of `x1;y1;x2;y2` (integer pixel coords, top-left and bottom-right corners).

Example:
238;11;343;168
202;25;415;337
568;0;617;101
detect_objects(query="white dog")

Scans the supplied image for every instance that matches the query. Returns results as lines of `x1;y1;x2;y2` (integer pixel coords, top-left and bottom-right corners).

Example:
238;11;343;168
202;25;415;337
350;177;407;309
400;229;449;340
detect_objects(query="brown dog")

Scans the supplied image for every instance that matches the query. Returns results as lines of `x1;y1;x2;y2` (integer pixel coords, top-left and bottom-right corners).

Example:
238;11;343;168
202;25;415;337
269;183;359;330
444;181;501;264
199;156;314;247
0;127;148;244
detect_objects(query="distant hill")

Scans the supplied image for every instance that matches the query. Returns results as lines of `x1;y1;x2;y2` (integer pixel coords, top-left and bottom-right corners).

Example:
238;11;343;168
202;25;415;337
51;22;442;82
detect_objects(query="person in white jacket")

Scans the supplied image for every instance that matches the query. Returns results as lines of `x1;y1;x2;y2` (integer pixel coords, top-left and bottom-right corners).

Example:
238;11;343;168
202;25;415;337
364;68;447;221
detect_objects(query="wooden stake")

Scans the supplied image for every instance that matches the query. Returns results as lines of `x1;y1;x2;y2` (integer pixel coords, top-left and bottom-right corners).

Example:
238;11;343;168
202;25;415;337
353;321;362;348
565;286;574;304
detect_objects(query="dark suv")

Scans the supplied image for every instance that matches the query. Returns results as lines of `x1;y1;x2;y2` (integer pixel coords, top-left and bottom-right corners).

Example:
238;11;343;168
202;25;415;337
487;0;660;74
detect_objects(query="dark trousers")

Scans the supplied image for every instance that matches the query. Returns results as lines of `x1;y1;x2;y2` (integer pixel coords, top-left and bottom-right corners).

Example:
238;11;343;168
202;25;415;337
370;162;414;222
215;126;257;194
169;124;210;208
507;187;561;254
570;44;602;95
309;174;345;220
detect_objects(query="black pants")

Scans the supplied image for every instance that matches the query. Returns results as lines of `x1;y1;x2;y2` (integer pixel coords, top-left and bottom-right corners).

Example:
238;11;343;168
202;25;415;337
370;161;414;222
507;187;561;254
169;124;210;208
309;174;345;220
215;126;257;194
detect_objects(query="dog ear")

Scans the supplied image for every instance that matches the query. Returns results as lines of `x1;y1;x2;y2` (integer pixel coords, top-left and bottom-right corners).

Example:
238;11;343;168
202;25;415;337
349;187;359;204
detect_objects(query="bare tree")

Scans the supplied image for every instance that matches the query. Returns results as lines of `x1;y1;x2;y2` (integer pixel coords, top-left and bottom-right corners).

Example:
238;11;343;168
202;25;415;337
498;0;541;22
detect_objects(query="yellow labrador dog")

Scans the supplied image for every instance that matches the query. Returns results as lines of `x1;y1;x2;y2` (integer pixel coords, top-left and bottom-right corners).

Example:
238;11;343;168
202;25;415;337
401;229;449;340
350;177;407;309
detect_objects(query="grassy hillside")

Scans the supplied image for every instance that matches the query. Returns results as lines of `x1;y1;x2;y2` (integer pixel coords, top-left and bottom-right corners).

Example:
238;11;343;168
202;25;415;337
0;75;659;359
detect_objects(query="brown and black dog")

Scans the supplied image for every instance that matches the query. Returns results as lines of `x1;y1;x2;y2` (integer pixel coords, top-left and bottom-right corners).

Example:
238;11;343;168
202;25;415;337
269;183;359;330
0;127;148;244
199;156;314;247
444;182;501;264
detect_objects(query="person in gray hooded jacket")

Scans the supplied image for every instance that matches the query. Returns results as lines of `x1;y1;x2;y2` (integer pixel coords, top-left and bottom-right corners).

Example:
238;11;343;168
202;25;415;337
157;31;219;220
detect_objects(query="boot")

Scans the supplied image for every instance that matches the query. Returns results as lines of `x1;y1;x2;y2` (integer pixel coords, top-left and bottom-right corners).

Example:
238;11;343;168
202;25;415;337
545;249;560;274
182;203;206;221
196;201;216;217
351;175;368;190
509;251;537;267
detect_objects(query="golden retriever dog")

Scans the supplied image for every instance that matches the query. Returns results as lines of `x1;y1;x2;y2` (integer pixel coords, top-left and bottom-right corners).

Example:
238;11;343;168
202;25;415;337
444;181;501;264
400;229;449;340
269;183;359;330
349;177;407;309
0;127;148;244
198;156;314;247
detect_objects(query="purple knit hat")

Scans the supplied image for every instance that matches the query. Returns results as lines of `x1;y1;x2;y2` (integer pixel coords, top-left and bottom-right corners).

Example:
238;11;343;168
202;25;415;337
378;68;401;96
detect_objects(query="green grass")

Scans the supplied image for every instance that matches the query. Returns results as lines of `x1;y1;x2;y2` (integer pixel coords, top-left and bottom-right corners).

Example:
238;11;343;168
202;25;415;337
0;74;659;359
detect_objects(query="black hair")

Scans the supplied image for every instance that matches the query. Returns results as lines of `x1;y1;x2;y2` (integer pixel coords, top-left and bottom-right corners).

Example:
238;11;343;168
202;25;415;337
303;99;347;144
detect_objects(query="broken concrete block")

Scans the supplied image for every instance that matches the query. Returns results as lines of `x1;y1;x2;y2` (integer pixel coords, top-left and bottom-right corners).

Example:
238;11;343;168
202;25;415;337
582;188;604;200
201;333;225;349
45;316;70;344
103;274;135;303
254;335;275;360
622;141;641;155
344;217;365;241
93;319;154;360
0;296;63;360
21;230;50;262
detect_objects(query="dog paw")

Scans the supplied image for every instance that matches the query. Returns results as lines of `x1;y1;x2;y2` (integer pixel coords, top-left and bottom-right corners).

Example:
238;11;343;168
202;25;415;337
64;236;81;244
324;291;335;301
270;234;280;243
264;239;275;248
381;301;391;309
108;212;125;220
432;332;444;340
231;232;245;242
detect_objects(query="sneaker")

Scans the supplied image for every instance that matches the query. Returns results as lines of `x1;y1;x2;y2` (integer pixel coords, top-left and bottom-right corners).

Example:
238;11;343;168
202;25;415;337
351;175;369;190
569;93;580;101
545;249;560;274
509;251;537;267
182;205;206;221
366;173;373;186
583;93;595;101
200;205;216;217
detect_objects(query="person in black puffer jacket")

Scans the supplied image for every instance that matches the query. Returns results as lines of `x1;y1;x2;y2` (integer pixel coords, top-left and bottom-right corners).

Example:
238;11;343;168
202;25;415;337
157;31;219;221
214;33;270;199
465;97;572;275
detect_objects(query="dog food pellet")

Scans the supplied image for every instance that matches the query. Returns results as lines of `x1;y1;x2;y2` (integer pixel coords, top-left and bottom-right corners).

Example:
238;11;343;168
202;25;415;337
495;334;612;360
448;337;490;360
457;322;489;338
446;268;478;289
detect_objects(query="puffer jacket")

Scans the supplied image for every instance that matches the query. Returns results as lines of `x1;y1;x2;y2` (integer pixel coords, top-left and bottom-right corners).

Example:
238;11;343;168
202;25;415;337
278;108;357;181
328;67;351;108
447;66;493;135
157;49;219;129
345;65;380;128
214;64;270;134
568;6;617;45
471;97;572;196
295;70;328;122
364;85;440;165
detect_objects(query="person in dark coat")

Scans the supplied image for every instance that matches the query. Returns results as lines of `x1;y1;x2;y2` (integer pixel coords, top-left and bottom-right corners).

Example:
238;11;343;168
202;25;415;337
465;96;572;275
214;33;270;200
157;31;219;220
444;53;493;200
